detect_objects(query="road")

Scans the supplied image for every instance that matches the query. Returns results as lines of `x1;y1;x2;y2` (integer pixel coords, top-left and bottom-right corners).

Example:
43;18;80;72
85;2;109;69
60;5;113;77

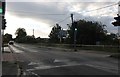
9;43;119;76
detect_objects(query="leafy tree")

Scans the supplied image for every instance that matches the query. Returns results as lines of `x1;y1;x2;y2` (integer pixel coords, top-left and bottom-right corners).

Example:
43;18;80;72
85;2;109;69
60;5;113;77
3;33;12;43
15;28;27;43
15;35;36;43
104;33;118;45
24;36;36;43
36;37;41;43
15;28;27;38
48;24;62;43
67;20;107;45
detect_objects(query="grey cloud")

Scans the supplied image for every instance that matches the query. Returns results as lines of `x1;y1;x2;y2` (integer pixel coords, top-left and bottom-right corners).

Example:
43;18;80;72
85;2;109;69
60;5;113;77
6;2;118;33
7;2;70;24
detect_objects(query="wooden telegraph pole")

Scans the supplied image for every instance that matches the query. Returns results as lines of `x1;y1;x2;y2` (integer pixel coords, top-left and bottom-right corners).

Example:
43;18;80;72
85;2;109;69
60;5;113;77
71;14;77;51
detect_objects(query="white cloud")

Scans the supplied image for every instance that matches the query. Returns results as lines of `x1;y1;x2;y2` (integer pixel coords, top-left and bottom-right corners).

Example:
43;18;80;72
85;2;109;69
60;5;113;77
5;12;51;38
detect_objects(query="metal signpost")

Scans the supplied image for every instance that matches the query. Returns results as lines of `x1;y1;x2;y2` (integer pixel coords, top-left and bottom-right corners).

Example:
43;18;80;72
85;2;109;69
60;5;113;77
0;1;6;76
0;1;2;76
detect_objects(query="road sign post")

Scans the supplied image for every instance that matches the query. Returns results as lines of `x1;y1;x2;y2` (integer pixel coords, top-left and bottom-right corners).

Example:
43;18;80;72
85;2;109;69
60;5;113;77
0;1;6;76
0;10;2;77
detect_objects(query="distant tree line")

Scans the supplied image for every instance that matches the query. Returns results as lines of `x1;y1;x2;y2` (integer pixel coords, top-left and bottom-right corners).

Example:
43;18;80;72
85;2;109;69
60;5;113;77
49;19;118;45
3;19;118;45
14;28;37;43
14;28;48;43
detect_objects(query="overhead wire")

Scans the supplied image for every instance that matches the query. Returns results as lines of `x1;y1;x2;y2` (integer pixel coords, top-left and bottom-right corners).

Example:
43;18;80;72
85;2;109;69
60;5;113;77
52;3;118;27
6;3;118;28
6;2;118;15
50;16;70;27
50;2;118;27
57;16;70;24
78;3;118;14
74;2;118;20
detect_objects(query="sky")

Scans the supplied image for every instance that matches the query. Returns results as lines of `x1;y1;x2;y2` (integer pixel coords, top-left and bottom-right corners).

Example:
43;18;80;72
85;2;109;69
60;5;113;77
4;0;120;38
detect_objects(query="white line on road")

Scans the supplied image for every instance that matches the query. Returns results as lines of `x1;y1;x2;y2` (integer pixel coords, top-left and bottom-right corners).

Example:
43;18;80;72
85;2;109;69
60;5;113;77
85;64;118;74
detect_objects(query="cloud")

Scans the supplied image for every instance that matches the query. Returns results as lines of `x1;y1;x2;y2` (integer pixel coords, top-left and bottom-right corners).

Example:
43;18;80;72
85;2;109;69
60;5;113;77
5;1;118;38
6;2;71;25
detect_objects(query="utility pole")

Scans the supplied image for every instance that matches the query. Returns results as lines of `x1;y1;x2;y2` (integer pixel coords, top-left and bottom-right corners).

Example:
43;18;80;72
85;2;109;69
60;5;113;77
0;9;2;77
71;14;77;51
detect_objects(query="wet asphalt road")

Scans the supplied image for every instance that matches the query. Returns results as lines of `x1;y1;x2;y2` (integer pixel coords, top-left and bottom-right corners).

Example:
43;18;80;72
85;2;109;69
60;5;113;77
9;43;119;76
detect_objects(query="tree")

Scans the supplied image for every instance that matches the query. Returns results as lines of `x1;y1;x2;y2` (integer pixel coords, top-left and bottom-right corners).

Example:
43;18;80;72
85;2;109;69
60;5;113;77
24;36;36;43
3;33;12;43
15;28;27;43
15;28;27;38
104;33;118;45
36;37;41;43
48;24;62;43
67;20;107;45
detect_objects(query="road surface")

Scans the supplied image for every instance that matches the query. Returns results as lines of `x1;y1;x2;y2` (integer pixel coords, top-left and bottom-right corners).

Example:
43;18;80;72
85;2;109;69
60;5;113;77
9;43;119;76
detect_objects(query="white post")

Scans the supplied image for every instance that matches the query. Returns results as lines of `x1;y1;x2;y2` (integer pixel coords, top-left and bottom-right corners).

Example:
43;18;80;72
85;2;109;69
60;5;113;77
33;29;34;37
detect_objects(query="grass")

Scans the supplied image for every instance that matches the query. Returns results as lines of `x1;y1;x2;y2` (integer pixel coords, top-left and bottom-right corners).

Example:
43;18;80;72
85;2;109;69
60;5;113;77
77;45;118;53
109;53;120;59
37;43;119;53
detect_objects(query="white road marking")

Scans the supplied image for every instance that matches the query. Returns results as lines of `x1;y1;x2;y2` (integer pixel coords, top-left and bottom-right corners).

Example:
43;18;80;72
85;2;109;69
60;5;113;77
26;61;118;74
15;44;38;52
85;64;118;74
26;69;40;77
26;61;81;71
54;59;70;63
9;45;23;53
28;62;41;65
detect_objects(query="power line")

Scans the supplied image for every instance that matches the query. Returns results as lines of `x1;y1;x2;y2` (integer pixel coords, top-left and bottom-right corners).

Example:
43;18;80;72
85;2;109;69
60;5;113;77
7;3;117;16
57;16;70;23
7;9;71;27
6;3;118;28
74;3;118;18
98;11;118;16
50;16;70;27
50;8;117;28
73;11;117;22
78;3;117;14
